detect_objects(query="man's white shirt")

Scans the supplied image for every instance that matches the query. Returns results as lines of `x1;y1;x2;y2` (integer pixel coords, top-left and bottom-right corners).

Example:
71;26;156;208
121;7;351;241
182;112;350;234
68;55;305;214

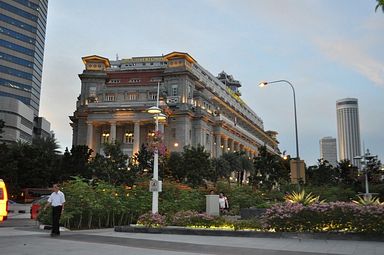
48;191;65;206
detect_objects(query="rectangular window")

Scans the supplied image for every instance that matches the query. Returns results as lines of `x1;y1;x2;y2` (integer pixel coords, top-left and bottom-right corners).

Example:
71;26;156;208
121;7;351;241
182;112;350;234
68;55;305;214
109;79;120;84
105;94;115;101
126;92;138;101
129;78;140;83
0;14;37;33
124;131;134;144
149;92;157;101
171;85;178;96
101;132;109;144
0;1;38;22
89;87;96;97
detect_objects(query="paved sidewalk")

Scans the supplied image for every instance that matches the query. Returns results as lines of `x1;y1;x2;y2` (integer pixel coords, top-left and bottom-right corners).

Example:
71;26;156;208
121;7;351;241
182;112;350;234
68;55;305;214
1;226;384;255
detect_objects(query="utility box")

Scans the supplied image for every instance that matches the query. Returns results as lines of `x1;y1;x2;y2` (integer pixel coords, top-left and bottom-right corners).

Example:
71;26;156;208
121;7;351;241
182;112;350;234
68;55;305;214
290;159;306;184
205;195;219;216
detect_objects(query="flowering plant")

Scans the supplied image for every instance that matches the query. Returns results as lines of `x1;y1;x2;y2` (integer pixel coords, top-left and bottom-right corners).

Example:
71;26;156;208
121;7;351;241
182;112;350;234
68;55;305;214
137;212;166;228
261;201;384;233
148;131;167;155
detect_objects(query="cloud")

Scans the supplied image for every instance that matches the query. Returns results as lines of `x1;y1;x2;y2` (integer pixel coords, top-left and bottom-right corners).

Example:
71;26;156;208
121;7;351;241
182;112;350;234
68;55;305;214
314;38;384;87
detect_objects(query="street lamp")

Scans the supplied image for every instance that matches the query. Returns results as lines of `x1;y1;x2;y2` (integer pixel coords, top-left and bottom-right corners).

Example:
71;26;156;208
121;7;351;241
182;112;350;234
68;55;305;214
146;81;166;214
354;149;378;199
259;80;301;189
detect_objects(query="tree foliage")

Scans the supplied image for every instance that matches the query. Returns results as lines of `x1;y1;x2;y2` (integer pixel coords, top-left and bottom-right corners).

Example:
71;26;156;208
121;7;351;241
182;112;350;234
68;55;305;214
307;159;339;186
89;142;130;185
250;146;289;190
58;145;93;181
376;0;384;12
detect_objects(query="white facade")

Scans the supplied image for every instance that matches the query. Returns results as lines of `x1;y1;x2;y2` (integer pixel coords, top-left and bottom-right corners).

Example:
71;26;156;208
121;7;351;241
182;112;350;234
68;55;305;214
71;53;279;161
336;98;361;166
319;136;337;167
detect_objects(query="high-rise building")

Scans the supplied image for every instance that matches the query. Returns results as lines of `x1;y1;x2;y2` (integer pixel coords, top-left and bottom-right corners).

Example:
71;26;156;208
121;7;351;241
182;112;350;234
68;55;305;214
336;98;361;166
319;136;337;167
71;52;279;166
0;0;50;143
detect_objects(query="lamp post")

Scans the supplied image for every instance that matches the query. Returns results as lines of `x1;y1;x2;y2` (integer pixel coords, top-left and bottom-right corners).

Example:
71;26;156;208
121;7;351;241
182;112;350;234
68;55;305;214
259;80;301;189
146;81;165;214
354;149;378;199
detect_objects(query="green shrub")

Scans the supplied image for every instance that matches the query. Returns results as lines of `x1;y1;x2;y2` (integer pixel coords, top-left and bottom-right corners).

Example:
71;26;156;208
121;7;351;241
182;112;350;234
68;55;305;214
169;210;229;228
233;219;262;231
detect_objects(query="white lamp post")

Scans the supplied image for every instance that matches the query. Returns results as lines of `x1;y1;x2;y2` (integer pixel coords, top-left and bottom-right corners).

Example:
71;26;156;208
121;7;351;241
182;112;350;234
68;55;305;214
146;81;165;214
354;149;378;199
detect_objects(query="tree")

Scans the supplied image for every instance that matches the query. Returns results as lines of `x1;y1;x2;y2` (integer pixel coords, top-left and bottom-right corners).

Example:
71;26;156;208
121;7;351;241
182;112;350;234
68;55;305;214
209;157;231;183
236;151;253;185
58;145;93;181
336;159;359;186
376;0;384;12
181;145;212;187
307;159;339;186
250;146;289;190
89;142;130;185
166;151;185;181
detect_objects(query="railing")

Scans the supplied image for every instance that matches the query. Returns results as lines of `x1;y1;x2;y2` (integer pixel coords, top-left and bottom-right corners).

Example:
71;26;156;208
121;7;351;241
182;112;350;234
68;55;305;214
217;114;275;152
88;101;153;108
191;63;264;128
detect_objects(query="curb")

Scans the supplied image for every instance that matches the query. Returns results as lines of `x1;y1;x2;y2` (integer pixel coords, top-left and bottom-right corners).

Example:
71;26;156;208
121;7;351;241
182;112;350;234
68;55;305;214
39;225;69;232
115;225;384;242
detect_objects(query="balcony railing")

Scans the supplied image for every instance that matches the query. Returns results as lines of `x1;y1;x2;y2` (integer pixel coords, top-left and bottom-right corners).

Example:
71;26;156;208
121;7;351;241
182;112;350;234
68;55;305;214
216;114;275;152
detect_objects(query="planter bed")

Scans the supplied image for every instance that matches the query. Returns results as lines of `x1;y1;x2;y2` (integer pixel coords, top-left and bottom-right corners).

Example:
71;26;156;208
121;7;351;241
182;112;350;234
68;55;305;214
114;225;384;242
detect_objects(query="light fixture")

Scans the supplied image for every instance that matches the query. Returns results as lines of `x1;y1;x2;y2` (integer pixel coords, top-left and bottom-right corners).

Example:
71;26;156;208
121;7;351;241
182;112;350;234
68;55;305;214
147;106;161;114
153;113;167;121
258;81;268;87
174;142;179;147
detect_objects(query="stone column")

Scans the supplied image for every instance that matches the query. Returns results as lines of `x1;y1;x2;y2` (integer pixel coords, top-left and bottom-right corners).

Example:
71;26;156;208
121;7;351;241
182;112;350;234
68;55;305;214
109;121;116;143
86;121;93;150
230;139;235;152
133;121;140;155
216;135;222;157
234;142;239;153
223;137;228;153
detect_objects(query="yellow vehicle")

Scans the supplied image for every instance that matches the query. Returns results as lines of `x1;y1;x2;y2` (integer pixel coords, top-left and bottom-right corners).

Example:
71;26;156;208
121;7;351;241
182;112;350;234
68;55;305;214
0;179;8;222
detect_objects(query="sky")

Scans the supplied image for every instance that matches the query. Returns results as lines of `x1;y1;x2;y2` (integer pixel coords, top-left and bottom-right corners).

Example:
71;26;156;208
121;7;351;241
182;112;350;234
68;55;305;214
39;0;384;166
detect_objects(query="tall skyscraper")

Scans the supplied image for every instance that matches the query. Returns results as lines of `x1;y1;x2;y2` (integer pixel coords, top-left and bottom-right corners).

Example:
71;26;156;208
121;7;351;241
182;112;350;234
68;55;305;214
319;136;337;167
336;98;361;166
0;0;50;143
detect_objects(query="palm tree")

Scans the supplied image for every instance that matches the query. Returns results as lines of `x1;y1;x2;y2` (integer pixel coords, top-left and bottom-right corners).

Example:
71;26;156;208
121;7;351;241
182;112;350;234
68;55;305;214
376;0;384;12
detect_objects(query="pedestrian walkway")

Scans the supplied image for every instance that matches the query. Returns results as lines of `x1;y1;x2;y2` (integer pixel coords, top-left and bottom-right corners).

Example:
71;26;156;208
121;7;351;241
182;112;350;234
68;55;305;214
1;225;384;255
74;228;384;255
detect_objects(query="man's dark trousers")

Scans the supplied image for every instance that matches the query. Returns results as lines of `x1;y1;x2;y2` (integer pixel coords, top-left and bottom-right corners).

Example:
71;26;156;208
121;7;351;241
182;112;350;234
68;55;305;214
51;206;62;235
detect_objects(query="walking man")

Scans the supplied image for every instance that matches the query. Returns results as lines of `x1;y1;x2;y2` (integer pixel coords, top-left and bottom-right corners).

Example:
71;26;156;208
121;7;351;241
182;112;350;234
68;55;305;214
44;184;65;237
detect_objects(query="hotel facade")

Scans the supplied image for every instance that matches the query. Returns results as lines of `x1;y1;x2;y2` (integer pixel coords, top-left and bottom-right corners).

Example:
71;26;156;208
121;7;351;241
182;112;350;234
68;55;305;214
70;52;279;158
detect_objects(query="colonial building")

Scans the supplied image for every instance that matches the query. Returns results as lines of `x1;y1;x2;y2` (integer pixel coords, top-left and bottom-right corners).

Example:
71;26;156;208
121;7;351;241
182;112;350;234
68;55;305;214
70;52;279;158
